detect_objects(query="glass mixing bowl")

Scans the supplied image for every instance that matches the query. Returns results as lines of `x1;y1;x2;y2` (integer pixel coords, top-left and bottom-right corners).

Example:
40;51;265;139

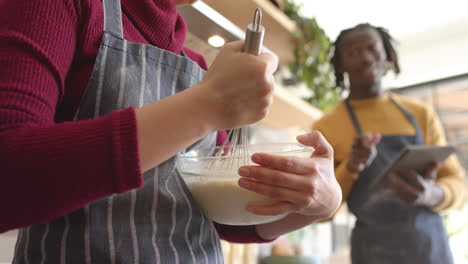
177;143;314;225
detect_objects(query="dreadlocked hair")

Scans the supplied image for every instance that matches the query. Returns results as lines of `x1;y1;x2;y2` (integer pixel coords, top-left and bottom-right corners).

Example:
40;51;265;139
330;23;401;89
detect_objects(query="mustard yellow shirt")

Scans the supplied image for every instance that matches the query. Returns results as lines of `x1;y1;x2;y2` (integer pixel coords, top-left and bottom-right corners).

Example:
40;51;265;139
313;93;465;213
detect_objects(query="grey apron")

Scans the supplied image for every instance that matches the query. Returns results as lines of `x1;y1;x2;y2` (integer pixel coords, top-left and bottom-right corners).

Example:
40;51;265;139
345;96;453;264
13;0;224;263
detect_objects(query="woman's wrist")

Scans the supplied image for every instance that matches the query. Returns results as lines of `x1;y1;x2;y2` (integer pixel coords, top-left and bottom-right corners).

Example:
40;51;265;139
134;84;219;172
182;81;221;133
255;214;318;241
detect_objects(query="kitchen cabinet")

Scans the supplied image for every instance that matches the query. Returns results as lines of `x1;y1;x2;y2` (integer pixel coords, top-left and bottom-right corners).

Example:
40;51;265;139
201;0;296;65
180;1;322;130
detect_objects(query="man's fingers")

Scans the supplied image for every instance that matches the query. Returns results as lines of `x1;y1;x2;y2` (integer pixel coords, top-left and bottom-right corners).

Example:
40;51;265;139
348;159;365;172
352;149;372;160
399;169;424;191
389;172;420;203
362;133;381;148
424;162;441;181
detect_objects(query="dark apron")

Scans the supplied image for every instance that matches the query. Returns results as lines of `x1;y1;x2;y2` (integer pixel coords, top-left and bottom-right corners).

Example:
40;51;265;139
345;97;453;264
13;0;223;263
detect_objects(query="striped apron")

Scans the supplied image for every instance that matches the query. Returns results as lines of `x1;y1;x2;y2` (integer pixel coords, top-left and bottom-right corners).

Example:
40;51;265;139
13;0;223;263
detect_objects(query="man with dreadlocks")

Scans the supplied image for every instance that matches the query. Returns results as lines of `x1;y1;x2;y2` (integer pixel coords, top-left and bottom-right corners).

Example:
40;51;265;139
313;23;465;263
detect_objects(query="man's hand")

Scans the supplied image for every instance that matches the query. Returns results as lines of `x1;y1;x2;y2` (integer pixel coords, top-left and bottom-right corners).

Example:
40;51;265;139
388;163;445;208
346;133;381;173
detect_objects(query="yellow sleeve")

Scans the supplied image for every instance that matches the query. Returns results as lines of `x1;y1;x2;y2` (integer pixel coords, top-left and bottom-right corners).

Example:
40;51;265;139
335;160;359;202
423;105;466;212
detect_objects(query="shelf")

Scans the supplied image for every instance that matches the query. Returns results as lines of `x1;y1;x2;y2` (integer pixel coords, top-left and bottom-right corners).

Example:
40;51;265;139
259;84;323;129
185;32;219;65
180;2;322;129
201;0;296;65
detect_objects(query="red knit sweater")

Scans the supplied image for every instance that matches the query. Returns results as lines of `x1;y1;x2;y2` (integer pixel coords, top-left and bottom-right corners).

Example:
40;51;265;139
0;0;265;242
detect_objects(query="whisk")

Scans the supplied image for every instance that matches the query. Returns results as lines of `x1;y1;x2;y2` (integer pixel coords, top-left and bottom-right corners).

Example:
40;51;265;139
212;8;265;168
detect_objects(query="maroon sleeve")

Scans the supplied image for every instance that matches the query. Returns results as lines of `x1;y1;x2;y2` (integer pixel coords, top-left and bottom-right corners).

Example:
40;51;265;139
216;129;229;146
0;0;142;233
213;223;275;243
182;47;209;70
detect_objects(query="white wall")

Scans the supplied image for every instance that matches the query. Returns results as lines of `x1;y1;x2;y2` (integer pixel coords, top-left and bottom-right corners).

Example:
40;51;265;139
385;17;468;88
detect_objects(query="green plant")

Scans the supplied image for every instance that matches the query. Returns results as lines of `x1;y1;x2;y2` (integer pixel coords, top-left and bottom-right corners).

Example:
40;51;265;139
283;1;341;111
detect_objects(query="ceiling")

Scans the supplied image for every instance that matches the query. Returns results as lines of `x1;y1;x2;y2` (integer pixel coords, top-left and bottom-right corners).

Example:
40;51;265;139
296;0;468;40
182;1;468;88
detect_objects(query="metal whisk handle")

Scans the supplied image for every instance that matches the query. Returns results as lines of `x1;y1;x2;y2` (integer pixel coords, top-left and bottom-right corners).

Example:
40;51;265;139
243;8;265;56
213;8;265;159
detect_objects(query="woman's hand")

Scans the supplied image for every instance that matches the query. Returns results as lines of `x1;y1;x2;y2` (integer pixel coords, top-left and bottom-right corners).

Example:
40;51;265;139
388;163;445;208
193;41;278;131
237;131;342;220
135;41;277;172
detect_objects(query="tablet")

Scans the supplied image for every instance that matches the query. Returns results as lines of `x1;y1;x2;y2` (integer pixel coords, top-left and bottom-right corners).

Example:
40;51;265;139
370;145;456;189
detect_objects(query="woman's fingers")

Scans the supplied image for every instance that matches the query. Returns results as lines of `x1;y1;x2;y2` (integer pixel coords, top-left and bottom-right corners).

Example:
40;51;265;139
245;201;295;216
297;131;333;159
238;175;314;203
235;131;341;219
238;165;316;193
243;154;318;175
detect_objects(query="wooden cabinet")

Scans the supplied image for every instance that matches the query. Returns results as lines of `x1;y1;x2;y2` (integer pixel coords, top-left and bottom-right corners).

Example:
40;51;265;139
201;0;296;65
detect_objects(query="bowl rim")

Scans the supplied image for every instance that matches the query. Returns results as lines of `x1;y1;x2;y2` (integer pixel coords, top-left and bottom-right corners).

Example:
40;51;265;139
179;142;314;160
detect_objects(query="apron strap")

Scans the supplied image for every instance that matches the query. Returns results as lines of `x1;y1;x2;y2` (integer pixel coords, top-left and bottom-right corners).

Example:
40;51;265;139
345;98;364;136
102;0;124;39
389;95;425;142
345;94;424;142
